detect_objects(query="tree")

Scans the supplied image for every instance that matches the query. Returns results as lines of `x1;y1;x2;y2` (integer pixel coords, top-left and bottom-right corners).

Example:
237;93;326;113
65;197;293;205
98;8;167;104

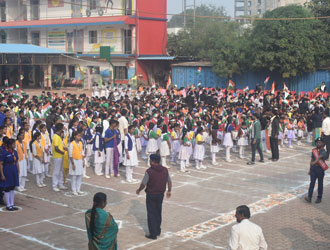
308;0;330;67
249;5;328;78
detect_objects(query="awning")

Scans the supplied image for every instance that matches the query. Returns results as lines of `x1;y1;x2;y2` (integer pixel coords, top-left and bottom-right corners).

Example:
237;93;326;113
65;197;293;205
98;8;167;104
138;56;175;60
0;44;72;54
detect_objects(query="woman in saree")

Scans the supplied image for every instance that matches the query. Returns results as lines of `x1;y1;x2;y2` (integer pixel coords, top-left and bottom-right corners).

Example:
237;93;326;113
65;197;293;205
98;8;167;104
85;192;118;250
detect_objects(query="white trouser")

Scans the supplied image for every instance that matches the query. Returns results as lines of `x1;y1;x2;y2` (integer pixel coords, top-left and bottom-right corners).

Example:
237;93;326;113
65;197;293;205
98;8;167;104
226;146;231;161
161;156;167;167
52;157;64;188
239;146;245;158
211;152;216;164
105;148;114;176
171;151;178;162
180;160;188;171
141;146;147;159
44;163;49;175
36;173;44;185
94;163;103;175
71;175;82;192
195;160;201;169
307;132;313;143
19;176;26;189
126;166;134;181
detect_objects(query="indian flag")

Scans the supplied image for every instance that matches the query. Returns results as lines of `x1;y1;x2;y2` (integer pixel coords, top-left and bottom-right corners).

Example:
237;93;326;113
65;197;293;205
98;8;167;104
166;74;172;90
283;82;290;93
5;87;13;92
243;86;249;93
271;81;275;94
196;67;202;75
264;76;270;84
228;80;235;90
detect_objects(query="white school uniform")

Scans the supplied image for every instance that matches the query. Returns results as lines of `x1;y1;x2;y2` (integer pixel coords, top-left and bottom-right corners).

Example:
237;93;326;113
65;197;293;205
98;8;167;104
238;128;249;146
193;134;205;161
94;133;105;164
68;142;84;176
160;133;170;157
32;142;44;174
124;134;138;167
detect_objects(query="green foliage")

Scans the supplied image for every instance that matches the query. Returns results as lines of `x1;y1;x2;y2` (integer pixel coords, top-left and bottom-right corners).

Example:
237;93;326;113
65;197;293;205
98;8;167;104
167;4;329;79
250;5;327;78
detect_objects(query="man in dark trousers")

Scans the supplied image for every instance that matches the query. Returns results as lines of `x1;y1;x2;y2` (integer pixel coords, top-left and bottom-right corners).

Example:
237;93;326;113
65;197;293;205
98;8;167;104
305;137;328;203
136;154;172;240
247;113;264;165
268;109;280;161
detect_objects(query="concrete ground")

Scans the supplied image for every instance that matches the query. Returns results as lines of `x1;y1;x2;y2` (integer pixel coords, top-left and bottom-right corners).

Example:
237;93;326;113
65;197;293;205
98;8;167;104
1;142;330;250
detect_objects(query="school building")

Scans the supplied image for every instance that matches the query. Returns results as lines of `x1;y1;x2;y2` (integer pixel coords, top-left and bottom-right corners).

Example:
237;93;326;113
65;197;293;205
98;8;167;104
0;0;169;88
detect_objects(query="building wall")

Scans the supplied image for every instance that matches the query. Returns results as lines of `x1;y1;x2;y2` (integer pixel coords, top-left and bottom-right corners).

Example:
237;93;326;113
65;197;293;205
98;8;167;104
136;0;167;55
235;0;309;17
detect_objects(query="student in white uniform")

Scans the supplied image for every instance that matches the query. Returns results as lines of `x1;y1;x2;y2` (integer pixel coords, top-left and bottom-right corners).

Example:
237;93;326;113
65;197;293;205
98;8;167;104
30;132;46;188
170;124;181;164
124;125;138;183
40;124;51;177
238;122;249;159
16;131;28;192
159;125;171;168
210;121;221;165
93;125;105;176
146;122;159;166
193;127;206;170
69;131;85;195
178;129;190;172
223;117;234;162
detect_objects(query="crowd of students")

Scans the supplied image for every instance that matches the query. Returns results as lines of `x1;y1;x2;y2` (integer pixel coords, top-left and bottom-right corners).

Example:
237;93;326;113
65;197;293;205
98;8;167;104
0;84;328;211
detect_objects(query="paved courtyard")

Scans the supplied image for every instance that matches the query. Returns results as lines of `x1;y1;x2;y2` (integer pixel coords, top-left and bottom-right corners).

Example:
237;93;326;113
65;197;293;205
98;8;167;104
1;143;330;250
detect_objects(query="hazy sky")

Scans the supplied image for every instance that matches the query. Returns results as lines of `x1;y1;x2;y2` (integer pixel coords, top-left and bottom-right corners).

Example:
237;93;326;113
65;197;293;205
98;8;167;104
167;0;234;17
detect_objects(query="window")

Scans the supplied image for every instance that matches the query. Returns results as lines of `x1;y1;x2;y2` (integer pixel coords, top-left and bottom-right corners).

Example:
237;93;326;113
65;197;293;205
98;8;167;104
248;1;251;7
258;0;262;4
0;30;6;43
89;0;97;10
257;9;262;15
89;30;97;44
69;65;75;78
114;66;128;80
31;32;40;46
123;29;132;54
247;10;251;16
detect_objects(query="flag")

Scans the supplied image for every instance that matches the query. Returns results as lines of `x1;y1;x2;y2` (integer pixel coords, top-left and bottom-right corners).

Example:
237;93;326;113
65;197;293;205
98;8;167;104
283;82;290;98
243;86;249;93
264;76;270;85
228;80;235;90
15;84;20;89
271;81;275;94
4;79;8;86
196;67;202;75
5;87;13;92
166;74;172;90
20;75;24;80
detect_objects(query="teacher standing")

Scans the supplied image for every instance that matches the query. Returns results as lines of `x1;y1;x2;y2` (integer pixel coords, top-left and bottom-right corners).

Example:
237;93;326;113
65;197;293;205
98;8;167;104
136;154;172;240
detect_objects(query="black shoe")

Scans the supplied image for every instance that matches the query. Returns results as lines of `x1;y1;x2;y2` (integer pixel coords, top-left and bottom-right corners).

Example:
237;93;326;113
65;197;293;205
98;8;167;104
6;206;15;211
305;197;312;203
272;159;279;162
11;205;19;210
259;159;265;163
268;157;273;160
145;234;157;240
247;161;255;165
315;198;322;204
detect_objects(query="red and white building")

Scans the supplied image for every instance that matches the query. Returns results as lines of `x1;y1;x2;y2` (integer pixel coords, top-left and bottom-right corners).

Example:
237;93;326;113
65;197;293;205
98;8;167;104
0;0;169;86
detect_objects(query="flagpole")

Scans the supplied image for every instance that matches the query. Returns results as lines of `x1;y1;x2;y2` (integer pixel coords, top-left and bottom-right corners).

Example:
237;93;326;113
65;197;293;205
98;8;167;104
19;64;22;89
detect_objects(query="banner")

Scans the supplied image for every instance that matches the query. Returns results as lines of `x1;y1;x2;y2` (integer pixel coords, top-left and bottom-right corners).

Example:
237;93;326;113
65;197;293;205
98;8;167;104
48;0;64;8
48;31;65;47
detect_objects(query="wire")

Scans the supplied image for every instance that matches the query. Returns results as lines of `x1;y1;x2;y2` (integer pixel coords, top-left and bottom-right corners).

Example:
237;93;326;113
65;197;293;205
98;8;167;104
21;1;330;21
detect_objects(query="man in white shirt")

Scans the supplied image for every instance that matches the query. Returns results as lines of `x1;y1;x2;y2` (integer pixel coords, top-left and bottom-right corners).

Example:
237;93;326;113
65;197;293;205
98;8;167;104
321;109;330;160
229;205;267;250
